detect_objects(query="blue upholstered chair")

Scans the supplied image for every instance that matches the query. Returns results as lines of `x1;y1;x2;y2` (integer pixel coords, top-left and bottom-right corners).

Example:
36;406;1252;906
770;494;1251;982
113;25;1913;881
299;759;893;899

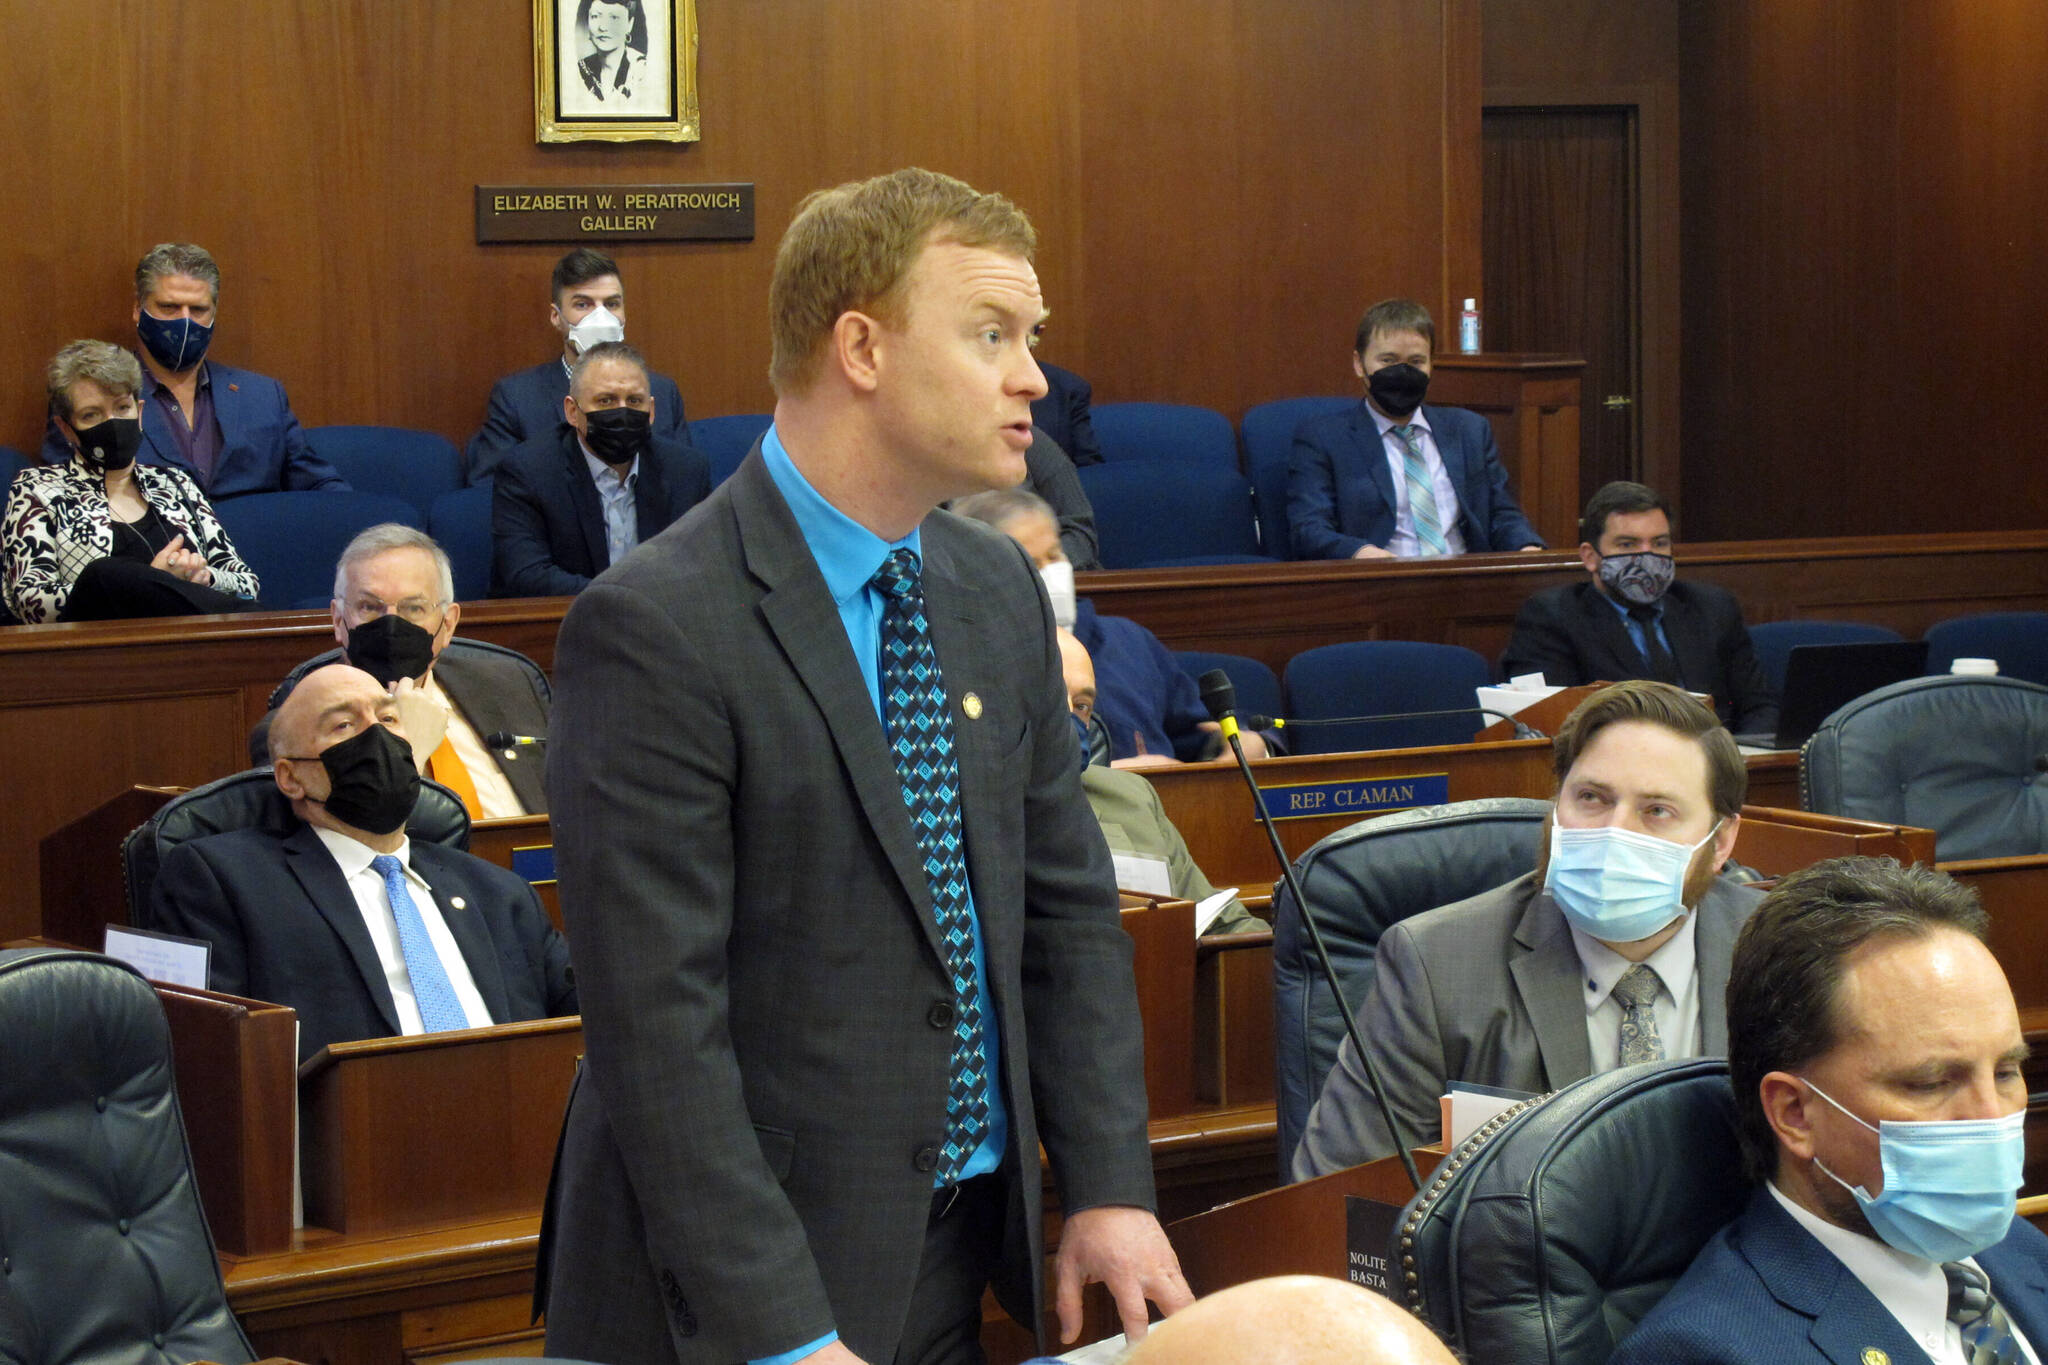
1172;650;1283;727
689;414;773;487
1745;619;1903;694
1075;460;1266;569
1923;611;2048;686
1281;641;1494;754
1239;396;1353;559
1091;402;1239;469
428;485;495;602
213;492;423;609
306;425;463;517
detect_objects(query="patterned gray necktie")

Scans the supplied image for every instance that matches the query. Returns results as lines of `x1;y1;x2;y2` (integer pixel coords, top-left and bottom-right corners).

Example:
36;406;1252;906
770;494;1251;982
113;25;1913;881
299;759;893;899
1945;1260;2025;1365
1613;962;1665;1065
872;547;989;1184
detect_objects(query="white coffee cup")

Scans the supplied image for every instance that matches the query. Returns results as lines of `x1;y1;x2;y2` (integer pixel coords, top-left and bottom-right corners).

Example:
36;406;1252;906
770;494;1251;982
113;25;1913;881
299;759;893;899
1950;657;2000;677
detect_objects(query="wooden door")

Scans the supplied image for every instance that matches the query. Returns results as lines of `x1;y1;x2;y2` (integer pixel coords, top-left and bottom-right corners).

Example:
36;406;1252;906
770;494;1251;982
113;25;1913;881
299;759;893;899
1480;107;1636;510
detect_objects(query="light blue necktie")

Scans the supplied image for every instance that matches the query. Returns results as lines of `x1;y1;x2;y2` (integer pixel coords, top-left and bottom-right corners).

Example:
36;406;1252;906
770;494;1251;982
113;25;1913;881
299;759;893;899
1394;423;1449;556
369;853;471;1032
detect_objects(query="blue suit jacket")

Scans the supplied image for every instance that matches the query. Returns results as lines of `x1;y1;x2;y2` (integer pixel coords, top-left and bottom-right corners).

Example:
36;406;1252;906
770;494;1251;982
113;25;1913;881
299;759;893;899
1611;1186;2048;1364
1285;400;1542;559
41;358;348;499
466;359;689;483
149;822;576;1063
489;424;711;597
1030;362;1102;466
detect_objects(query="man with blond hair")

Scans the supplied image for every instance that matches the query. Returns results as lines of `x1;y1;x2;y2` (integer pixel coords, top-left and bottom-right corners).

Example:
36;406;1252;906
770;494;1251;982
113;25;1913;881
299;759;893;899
539;168;1189;1365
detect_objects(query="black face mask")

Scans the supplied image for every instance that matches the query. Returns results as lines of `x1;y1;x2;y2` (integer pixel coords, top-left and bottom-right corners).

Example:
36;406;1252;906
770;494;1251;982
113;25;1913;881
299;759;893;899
346;613;439;687
582;406;652;466
289;724;419;836
73;415;142;473
1367;362;1431;419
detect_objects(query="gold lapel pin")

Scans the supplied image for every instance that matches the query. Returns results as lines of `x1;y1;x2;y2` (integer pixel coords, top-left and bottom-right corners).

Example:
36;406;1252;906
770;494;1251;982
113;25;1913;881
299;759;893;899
961;693;983;720
1861;1349;1888;1365
449;896;468;911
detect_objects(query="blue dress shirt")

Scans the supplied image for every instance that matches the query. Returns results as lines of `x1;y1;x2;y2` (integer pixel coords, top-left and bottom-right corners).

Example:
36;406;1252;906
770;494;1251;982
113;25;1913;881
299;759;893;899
751;426;1010;1364
1604;592;1675;666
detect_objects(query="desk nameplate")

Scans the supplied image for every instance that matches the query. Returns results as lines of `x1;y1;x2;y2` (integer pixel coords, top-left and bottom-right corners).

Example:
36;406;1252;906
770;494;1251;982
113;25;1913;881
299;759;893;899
1256;773;1450;822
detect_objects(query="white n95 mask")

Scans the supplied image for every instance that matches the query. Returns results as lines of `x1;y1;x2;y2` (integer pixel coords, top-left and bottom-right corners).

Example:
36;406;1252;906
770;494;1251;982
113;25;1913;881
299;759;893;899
567;305;626;355
1039;560;1077;628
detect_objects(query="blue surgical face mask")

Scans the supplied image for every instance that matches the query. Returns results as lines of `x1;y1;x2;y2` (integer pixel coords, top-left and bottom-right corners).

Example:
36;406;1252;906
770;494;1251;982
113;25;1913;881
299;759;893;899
137;308;213;372
1543;819;1721;944
1803;1078;2024;1262
1070;710;1090;773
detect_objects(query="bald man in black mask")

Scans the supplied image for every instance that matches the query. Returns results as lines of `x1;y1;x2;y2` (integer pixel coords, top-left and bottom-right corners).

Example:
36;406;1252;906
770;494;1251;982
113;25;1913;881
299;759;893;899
155;663;575;1061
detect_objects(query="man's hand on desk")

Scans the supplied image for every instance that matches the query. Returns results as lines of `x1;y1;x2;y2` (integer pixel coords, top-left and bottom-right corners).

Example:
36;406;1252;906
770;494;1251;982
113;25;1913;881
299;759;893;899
1351;544;1395;560
1055;1204;1195;1345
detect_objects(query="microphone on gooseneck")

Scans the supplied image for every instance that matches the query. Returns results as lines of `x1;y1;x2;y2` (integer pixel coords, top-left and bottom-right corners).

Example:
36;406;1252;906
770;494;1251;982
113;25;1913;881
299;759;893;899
484;732;547;750
1196;670;1423;1192
1233;708;1546;741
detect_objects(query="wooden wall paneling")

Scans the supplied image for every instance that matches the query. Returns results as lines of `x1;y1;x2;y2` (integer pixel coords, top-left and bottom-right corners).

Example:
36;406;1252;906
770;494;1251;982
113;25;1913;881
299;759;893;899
0;1;1473;456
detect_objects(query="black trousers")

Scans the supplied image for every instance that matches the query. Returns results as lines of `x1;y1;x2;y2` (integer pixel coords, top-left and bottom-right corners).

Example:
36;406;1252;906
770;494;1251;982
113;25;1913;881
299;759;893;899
58;556;256;623
893;1175;1005;1365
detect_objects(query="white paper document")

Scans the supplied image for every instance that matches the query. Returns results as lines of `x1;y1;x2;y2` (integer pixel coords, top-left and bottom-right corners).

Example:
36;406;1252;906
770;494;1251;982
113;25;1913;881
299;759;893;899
1194;888;1240;936
102;925;210;990
1057;1333;1129;1363
1111;852;1173;897
1440;1081;1534;1150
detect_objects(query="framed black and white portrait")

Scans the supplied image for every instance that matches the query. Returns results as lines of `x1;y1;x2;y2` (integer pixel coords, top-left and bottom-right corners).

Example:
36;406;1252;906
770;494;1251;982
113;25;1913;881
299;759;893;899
534;0;699;143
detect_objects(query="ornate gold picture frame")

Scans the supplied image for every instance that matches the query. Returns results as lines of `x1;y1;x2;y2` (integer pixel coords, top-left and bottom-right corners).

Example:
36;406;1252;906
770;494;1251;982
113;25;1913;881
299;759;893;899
535;0;700;144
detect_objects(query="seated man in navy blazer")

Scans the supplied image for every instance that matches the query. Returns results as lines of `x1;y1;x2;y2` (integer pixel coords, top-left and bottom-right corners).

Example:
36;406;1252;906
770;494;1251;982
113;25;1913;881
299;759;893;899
1501;480;1778;734
41;243;350;499
464;247;689;482
1286;297;1543;560
1612;857;2047;1363
1031;360;1103;466
489;341;710;597
153;662;576;1062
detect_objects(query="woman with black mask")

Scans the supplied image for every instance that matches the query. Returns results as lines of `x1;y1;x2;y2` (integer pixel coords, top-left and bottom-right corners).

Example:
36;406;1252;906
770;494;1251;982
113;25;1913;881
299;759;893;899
1;339;259;623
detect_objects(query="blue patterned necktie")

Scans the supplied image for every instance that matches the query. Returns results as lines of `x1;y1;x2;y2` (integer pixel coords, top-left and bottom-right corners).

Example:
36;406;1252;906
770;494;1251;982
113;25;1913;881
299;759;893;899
369;853;472;1033
871;548;989;1184
1394;424;1449;556
1945;1261;2025;1365
1614;963;1666;1065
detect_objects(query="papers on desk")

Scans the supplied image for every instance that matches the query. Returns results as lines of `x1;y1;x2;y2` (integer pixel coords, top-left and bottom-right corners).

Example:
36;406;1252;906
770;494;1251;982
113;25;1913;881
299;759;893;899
1477;673;1563;723
1194;888;1240;936
1440;1081;1534;1150
102;925;210;990
1111;852;1173;898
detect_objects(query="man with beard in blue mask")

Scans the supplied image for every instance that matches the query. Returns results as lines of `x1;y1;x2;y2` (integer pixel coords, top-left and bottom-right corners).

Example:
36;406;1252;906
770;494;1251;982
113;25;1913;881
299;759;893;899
41;244;350;498
153;663;575;1062
1286;298;1544;561
1293;680;1762;1176
1612;858;2047;1364
1502;480;1779;734
252;525;552;818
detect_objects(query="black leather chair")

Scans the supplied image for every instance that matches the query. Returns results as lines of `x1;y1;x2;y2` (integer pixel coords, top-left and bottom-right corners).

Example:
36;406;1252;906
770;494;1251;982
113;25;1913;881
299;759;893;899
1396;1059;1750;1365
1271;797;1550;1174
121;768;471;929
0;946;257;1365
1801;674;2048;860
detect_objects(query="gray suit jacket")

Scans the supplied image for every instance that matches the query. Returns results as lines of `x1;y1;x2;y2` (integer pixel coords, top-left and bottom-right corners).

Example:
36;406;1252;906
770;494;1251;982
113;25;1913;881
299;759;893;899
537;451;1155;1364
1294;870;1761;1178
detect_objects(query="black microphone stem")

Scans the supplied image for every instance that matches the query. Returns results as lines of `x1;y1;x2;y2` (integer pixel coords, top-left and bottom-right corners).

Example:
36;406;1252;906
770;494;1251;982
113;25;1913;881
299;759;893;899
1220;726;1424;1192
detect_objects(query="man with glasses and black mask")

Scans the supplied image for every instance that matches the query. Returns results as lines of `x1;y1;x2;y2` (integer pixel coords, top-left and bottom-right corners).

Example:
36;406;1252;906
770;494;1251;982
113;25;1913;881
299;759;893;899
1294;681;1762;1177
1612;857;2047;1364
40;244;350;498
252;524;551;817
490;341;710;598
1286;297;1545;561
153;663;575;1062
1502;480;1779;735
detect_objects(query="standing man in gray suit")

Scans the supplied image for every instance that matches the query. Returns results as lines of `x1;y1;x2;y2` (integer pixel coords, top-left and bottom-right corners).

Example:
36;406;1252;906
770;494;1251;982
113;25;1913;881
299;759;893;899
539;168;1191;1365
1295;681;1763;1177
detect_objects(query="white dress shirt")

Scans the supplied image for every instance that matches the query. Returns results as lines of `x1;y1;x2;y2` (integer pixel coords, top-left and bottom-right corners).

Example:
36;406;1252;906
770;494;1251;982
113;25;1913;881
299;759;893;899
1567;909;1701;1068
424;674;526;820
311;826;492;1035
1768;1183;2039;1365
1368;405;1468;557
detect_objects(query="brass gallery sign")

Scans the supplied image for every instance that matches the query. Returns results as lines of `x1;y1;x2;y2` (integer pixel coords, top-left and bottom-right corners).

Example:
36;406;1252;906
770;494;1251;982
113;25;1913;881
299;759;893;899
475;183;754;243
